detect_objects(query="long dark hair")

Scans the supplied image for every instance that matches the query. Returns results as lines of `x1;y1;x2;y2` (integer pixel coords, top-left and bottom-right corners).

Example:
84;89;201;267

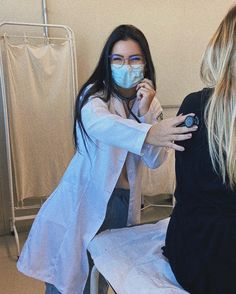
74;24;156;148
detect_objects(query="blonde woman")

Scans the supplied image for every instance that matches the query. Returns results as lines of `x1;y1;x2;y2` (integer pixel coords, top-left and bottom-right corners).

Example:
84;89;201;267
163;5;236;294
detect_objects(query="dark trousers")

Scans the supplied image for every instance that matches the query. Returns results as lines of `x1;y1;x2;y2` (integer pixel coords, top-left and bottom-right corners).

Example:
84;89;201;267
45;188;130;294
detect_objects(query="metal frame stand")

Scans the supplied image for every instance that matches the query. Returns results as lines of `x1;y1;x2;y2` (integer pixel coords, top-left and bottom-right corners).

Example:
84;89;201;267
0;21;78;257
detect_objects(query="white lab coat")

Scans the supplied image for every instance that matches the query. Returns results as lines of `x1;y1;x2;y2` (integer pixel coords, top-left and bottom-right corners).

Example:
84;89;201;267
17;91;167;294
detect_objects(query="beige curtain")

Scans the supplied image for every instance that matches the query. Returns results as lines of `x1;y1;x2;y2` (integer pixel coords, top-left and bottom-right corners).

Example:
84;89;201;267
142;149;175;196
4;38;75;201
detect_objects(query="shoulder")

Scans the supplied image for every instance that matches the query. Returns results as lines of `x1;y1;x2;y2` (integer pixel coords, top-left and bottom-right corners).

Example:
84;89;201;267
178;88;212;115
81;83;106;106
82;84;104;98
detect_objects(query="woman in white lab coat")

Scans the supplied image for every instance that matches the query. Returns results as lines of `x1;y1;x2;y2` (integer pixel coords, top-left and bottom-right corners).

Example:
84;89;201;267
17;25;197;294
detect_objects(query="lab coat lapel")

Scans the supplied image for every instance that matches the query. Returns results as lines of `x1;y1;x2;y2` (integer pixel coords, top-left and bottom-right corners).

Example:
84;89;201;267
110;96;128;118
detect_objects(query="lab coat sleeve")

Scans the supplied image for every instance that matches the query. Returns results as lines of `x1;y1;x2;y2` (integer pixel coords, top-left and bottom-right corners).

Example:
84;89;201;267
137;96;168;169
137;95;163;125
140;143;168;169
81;97;152;156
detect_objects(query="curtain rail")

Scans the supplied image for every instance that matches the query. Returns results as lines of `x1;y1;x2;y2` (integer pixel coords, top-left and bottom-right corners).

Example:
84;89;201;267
1;34;70;41
0;21;73;30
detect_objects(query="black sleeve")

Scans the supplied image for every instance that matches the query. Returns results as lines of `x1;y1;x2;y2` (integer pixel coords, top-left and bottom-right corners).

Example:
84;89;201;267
177;91;201;116
175;89;208;150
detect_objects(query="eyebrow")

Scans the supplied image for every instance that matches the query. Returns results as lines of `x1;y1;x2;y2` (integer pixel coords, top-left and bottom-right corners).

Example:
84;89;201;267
110;54;143;57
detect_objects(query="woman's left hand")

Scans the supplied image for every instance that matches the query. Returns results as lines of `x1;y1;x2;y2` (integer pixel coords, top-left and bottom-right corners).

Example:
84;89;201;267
136;78;156;116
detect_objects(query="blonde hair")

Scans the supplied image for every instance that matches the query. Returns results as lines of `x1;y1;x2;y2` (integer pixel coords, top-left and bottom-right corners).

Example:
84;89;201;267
200;5;236;190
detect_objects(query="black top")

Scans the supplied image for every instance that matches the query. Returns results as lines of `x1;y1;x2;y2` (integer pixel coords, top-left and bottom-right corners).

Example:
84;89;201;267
163;89;236;294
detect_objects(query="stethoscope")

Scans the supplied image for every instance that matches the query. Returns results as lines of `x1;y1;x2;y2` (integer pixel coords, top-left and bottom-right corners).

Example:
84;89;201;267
113;86;200;127
113;86;141;123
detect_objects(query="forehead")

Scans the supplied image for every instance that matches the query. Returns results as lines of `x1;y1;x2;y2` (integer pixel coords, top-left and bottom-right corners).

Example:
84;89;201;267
111;39;142;56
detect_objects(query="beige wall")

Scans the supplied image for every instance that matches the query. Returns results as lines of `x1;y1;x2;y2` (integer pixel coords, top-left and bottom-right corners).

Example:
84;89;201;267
47;0;235;104
1;0;235;103
0;0;235;234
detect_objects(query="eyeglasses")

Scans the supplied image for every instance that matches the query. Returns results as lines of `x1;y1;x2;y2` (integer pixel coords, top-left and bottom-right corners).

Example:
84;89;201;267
109;54;145;68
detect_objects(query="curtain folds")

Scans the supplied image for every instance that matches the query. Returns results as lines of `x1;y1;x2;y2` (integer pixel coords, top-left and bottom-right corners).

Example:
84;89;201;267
4;39;75;201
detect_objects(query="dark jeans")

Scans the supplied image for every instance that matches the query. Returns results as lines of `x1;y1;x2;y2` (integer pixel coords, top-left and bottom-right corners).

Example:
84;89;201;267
45;188;130;294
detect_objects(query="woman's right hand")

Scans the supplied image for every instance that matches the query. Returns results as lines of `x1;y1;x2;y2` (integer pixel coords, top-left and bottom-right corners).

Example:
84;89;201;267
146;114;198;151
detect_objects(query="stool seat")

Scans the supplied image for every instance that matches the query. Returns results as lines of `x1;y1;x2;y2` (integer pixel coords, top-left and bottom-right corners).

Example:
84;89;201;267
88;218;189;294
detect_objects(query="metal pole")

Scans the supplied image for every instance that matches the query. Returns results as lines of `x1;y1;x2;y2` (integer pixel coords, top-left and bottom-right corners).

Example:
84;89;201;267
0;38;20;256
42;0;48;38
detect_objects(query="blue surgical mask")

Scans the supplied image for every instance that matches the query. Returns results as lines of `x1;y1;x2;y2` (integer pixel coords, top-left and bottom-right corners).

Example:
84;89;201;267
111;64;144;89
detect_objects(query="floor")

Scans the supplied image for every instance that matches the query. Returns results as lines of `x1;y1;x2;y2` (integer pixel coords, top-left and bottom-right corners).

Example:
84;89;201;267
0;195;173;294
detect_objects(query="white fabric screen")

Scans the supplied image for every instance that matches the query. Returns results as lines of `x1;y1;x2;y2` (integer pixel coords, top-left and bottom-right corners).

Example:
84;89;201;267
142;149;175;196
4;38;75;201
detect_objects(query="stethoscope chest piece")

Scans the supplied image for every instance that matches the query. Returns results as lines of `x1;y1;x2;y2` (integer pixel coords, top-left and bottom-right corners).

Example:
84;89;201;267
183;115;200;128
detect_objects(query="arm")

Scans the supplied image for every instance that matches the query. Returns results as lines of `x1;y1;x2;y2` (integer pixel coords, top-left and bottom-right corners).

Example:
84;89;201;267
136;95;167;168
81;94;198;157
134;79;198;163
81;97;151;156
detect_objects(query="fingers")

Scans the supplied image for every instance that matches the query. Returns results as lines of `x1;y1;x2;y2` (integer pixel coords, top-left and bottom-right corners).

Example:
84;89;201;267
171;133;192;141
137;87;155;101
172;113;196;127
167;142;185;152
174;125;198;134
162;133;192;152
137;78;154;88
136;82;153;91
147;113;198;151
165;131;195;152
137;87;149;94
136;78;156;102
159;117;198;136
